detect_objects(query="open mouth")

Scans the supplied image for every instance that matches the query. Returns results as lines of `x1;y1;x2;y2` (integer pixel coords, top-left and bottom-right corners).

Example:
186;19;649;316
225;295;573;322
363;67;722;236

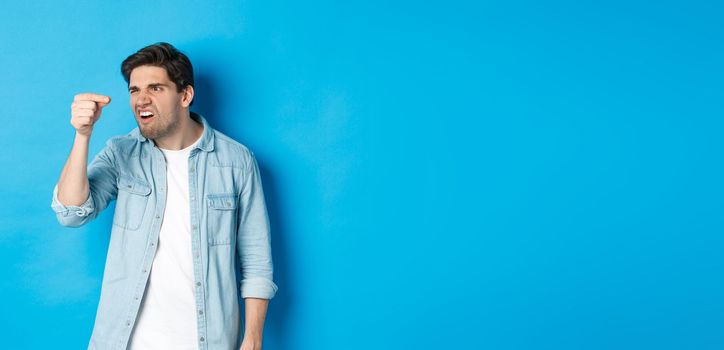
139;111;155;122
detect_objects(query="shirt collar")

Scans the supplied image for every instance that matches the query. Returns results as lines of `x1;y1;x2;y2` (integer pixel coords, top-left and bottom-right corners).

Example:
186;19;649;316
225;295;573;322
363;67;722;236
133;111;215;152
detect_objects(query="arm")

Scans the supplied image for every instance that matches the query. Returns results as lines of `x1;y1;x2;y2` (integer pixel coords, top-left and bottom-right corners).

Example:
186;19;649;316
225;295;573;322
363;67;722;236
52;140;119;227
51;93;117;227
57;132;92;207
240;297;269;350
237;152;277;347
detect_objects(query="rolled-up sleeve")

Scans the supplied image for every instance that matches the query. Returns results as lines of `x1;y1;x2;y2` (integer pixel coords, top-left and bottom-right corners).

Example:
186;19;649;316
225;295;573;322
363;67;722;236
51;184;96;227
237;152;278;299
50;141;118;228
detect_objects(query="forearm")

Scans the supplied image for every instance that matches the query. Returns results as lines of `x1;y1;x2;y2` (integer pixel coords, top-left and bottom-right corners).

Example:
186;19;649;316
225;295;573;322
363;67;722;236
243;297;269;340
57;132;91;206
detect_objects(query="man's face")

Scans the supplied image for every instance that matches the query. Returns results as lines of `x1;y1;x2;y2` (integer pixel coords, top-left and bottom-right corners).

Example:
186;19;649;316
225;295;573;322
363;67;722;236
128;65;189;140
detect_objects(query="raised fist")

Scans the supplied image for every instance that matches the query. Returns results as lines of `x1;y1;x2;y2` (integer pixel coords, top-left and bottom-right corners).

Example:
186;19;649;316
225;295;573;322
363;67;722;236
70;93;111;136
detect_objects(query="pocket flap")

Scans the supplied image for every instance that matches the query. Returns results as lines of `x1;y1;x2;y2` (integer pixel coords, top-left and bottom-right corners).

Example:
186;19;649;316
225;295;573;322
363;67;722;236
207;193;238;210
118;176;152;196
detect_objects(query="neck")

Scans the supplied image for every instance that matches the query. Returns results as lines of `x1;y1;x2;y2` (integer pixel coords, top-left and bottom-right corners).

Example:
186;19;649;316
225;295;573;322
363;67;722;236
154;111;203;150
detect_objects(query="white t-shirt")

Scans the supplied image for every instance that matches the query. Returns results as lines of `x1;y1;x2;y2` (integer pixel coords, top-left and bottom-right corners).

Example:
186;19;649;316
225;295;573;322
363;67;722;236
128;135;202;350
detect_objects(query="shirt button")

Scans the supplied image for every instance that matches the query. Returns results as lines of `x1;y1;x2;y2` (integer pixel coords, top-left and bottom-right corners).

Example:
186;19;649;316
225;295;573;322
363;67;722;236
151;243;155;246
143;269;147;273
198;310;203;315
199;337;204;342
156;215;160;219
196;282;201;286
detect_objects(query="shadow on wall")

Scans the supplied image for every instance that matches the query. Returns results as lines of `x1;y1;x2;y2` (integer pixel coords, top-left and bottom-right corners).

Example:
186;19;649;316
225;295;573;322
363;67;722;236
193;69;294;350
256;161;293;350
191;71;220;129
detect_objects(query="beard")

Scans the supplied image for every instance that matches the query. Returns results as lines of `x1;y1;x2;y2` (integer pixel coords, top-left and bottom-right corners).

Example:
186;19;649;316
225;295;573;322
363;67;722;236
138;114;182;140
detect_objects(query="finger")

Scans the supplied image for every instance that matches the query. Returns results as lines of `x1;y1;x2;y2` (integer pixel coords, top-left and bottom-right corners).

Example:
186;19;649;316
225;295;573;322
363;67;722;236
73;116;92;127
74;100;98;110
74;93;111;105
75;108;96;118
97;98;111;108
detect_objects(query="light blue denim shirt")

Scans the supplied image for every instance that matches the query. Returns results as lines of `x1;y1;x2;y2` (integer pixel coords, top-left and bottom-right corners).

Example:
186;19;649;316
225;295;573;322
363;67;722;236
50;112;277;350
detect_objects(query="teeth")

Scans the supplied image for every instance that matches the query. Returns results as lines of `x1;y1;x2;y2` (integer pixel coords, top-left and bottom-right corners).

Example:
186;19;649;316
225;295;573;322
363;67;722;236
140;111;153;117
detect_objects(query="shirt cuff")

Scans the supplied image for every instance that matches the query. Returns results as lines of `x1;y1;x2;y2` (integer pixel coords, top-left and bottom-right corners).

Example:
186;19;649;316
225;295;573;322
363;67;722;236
50;184;95;217
240;277;278;300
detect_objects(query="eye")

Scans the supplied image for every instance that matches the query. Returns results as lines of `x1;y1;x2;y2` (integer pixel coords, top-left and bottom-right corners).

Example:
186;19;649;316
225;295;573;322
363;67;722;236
129;89;138;95
152;86;162;92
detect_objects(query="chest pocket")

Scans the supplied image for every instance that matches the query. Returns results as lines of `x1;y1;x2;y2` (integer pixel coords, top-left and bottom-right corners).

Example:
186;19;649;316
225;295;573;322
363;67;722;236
113;175;152;231
206;193;238;245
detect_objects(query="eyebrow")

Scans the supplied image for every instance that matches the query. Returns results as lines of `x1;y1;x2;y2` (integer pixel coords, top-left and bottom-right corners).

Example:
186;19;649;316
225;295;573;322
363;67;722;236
128;83;170;90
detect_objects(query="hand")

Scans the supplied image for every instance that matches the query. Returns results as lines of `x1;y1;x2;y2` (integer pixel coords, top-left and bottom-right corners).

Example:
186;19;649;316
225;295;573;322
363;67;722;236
70;93;111;136
240;337;262;350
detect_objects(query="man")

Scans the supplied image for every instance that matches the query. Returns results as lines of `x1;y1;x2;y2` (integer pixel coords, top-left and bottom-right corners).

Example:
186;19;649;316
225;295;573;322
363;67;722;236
50;42;277;350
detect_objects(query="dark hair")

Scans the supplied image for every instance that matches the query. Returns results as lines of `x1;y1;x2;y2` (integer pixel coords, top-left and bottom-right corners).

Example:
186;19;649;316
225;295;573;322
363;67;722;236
121;42;194;104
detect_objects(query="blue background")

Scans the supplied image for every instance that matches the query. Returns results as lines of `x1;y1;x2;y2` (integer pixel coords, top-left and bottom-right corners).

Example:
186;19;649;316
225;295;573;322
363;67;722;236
1;0;722;349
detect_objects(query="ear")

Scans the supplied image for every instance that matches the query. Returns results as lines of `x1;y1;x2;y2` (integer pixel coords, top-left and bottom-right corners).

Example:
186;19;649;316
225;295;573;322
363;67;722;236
181;85;194;108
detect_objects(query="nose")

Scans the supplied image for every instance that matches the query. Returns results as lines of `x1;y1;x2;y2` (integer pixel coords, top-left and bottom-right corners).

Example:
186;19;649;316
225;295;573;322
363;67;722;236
136;90;151;106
